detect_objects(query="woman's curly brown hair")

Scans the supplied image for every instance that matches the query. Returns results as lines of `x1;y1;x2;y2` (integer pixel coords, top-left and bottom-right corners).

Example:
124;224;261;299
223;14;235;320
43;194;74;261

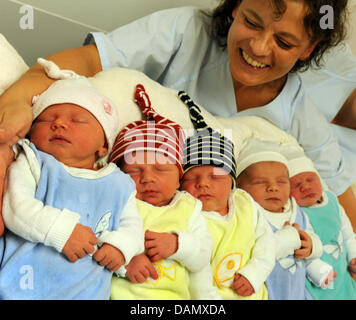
210;0;349;72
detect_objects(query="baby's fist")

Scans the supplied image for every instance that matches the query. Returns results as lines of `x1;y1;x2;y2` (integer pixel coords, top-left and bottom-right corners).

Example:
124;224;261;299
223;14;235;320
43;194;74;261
231;273;255;297
93;243;125;272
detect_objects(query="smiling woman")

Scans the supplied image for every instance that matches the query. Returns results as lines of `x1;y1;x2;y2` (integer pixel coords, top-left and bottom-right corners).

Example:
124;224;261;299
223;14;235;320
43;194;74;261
223;0;347;108
212;0;347;71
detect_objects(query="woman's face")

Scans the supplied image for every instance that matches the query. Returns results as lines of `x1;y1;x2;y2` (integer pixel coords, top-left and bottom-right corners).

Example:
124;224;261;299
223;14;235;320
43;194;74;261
227;0;316;87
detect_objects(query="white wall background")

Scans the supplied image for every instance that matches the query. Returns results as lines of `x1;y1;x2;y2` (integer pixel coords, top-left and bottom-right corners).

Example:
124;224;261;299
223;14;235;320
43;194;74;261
349;0;356;54
0;0;355;66
0;0;217;65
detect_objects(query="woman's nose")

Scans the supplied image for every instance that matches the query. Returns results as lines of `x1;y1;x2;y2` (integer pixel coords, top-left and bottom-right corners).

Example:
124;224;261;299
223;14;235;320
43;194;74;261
249;32;272;57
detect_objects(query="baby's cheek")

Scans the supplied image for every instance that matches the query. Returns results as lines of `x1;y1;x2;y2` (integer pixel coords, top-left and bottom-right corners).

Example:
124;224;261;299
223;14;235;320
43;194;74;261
290;188;298;199
180;181;193;193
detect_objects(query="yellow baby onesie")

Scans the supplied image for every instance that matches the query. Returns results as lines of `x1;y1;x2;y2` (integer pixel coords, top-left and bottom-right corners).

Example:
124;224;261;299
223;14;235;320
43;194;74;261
205;189;268;300
111;191;199;300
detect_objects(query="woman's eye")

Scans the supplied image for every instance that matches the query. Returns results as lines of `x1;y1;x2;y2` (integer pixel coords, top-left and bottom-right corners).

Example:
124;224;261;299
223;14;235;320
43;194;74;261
276;37;293;49
244;16;259;29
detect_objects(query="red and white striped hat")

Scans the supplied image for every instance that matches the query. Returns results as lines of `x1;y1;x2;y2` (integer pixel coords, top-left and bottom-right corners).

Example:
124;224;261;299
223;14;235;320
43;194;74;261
109;84;186;178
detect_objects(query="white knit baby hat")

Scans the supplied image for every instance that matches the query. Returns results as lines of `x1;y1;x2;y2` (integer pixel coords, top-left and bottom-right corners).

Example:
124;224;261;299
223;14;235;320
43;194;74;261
236;137;289;178
31;59;119;158
288;155;319;178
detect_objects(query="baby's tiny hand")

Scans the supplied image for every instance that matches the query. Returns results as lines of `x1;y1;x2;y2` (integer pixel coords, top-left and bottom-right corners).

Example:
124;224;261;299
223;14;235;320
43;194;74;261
322;270;337;288
125;253;158;283
294;229;312;259
230;273;255;297
348;258;356;281
62;224;97;262
145;230;178;262
93;243;125;272
349;258;356;271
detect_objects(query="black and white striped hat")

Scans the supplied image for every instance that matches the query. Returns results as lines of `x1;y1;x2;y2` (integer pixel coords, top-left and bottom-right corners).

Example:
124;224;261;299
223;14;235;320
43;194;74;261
178;91;237;185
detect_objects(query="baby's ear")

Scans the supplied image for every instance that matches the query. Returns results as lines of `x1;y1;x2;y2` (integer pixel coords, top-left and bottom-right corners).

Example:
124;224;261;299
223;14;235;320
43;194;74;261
97;142;108;158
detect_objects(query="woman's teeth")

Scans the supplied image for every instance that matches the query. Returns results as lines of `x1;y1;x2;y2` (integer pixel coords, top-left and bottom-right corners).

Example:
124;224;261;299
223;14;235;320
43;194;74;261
242;50;267;68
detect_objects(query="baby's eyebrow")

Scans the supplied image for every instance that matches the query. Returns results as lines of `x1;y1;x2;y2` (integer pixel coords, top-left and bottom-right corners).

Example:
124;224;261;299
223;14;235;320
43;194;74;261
250;176;266;181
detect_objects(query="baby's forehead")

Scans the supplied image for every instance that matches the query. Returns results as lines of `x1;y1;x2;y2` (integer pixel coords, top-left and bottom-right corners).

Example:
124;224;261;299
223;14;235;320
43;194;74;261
39;103;92;116
292;171;319;180
184;165;229;176
247;161;288;173
123;150;177;166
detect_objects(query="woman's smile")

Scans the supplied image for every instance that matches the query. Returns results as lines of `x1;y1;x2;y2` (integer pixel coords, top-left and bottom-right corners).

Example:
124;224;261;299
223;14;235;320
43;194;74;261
240;48;269;69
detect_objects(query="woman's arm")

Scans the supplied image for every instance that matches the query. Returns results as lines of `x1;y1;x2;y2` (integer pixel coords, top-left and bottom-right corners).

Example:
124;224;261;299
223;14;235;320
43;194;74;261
0;43;101;140
338;187;356;233
332;88;356;130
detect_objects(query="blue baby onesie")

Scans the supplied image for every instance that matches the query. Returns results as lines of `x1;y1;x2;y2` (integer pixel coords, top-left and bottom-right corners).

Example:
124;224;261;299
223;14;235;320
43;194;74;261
0;143;135;299
266;206;313;300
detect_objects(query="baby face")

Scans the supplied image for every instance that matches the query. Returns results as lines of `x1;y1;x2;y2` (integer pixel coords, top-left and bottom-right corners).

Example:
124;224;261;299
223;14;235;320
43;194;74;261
181;165;232;216
121;151;180;207
237;161;290;213
290;171;323;207
30;103;108;169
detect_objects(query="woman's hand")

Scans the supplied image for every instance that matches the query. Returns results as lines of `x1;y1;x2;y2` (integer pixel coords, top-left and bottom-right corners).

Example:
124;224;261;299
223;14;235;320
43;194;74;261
0;101;33;236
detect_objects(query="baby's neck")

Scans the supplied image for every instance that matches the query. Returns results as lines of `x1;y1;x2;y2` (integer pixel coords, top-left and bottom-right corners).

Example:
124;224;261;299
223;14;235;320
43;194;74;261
218;205;229;216
270;208;285;214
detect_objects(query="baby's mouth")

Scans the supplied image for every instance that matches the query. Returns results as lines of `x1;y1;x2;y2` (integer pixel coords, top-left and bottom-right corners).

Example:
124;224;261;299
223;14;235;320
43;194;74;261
266;197;280;201
50;135;71;143
142;190;159;195
303;193;317;199
198;194;213;200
